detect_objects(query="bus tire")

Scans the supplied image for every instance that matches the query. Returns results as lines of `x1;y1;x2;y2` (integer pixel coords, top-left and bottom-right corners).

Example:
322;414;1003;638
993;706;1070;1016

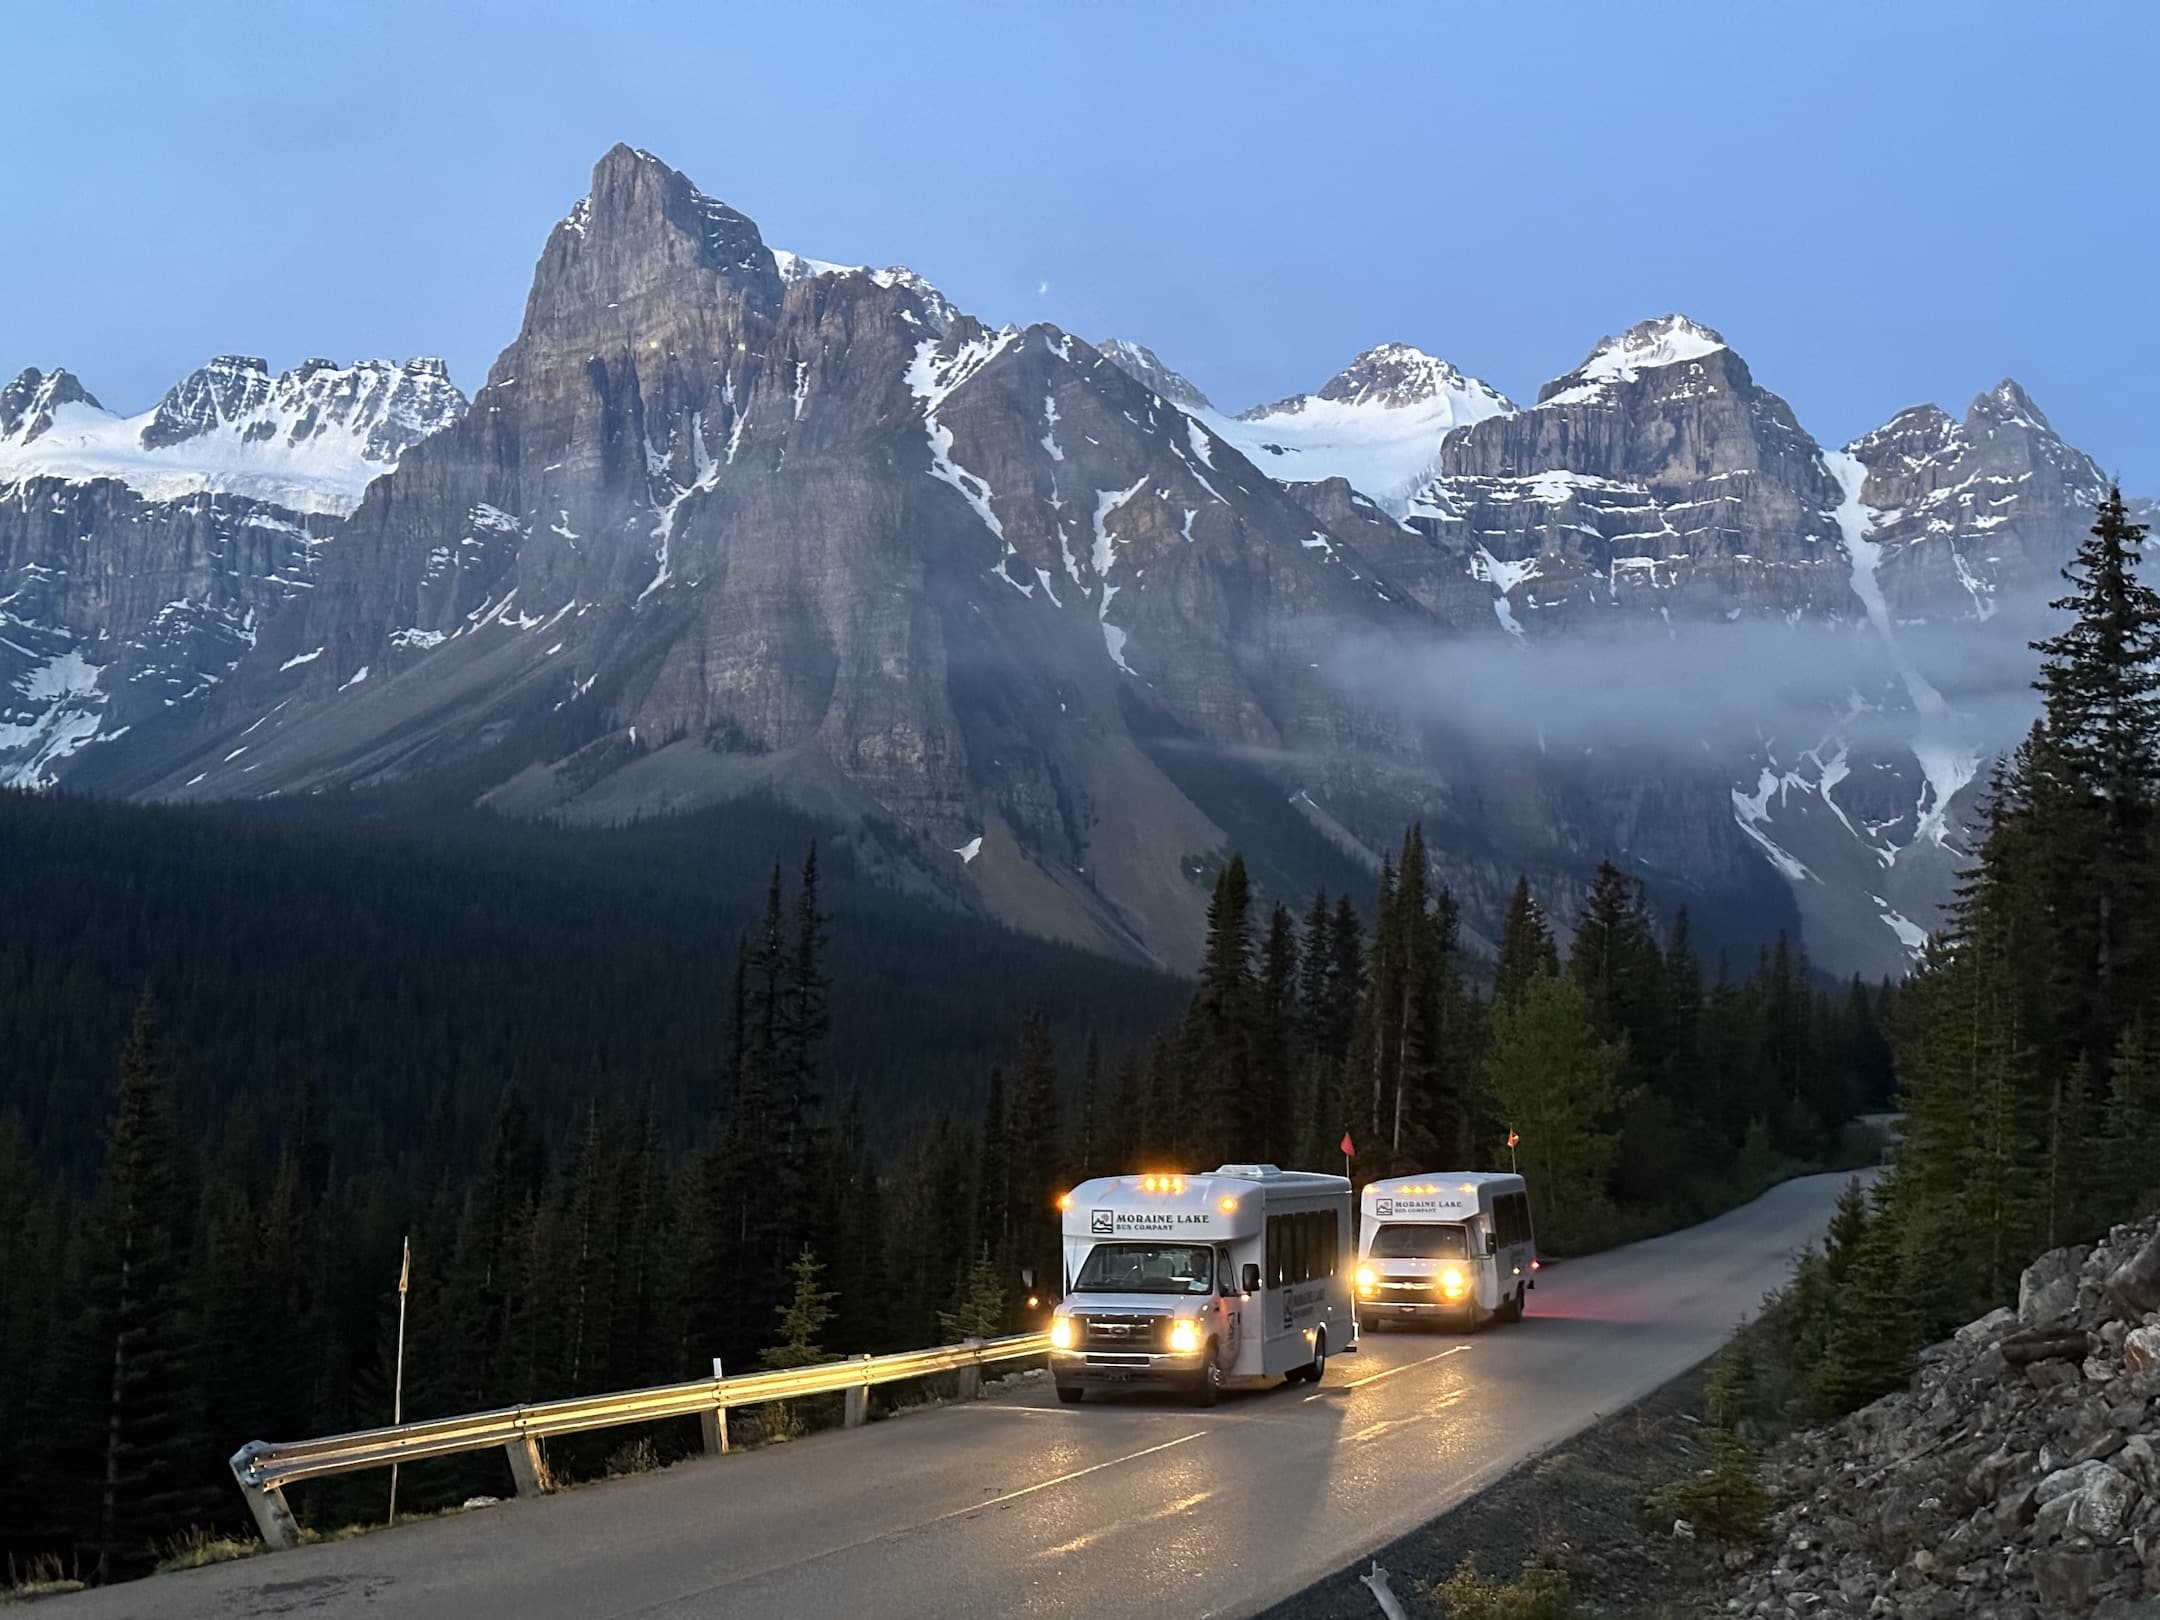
1056;1381;1085;1404
1192;1342;1222;1407
1302;1330;1328;1385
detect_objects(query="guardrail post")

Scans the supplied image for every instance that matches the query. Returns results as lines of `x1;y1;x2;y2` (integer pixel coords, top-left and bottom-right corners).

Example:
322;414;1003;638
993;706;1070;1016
699;1357;730;1456
955;1338;984;1401
843;1353;874;1428
229;1443;302;1552
503;1432;552;1496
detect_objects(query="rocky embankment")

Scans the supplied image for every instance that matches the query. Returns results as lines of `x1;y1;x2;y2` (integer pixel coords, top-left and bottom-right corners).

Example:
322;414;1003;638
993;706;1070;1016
1729;1216;2160;1618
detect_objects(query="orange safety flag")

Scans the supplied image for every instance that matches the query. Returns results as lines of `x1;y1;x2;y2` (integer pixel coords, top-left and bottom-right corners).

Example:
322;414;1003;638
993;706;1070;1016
1340;1132;1355;1158
1507;1130;1520;1149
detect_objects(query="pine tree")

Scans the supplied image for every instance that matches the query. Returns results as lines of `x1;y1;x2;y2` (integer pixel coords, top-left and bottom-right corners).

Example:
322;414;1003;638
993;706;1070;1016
939;1247;1008;1342
2103;1019;2160;1216
73;999;205;1581
2029;487;2160;1080
1256;904;1300;1164
1076;1035;1101;1178
1494;875;1559;1008
1186;857;1254;1166
1483;975;1624;1249
1005;1012;1064;1304
762;1246;837;1371
1812;1190;1919;1415
974;1067;1009;1269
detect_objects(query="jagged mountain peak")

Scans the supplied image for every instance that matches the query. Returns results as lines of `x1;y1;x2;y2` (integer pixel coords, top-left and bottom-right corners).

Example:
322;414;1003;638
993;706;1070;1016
771;251;959;332
1540;313;1730;406
1311;341;1515;414
1968;377;2053;433
139;354;465;463
529;146;783;337
1095;338;1213;413
1;367;102;446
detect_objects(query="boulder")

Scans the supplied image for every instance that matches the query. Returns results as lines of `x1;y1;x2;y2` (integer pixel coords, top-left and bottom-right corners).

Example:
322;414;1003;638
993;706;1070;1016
2128;1326;2160;1378
2024;1245;2094;1325
2113;1232;2160;1324
2034;1549;2106;1611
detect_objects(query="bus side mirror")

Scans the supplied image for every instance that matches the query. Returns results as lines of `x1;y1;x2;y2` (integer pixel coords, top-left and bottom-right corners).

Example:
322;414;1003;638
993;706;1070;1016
1241;1263;1262;1295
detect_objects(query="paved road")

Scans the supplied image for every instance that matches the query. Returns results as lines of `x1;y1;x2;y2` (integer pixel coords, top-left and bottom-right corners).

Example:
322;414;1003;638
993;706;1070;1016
62;1171;1865;1620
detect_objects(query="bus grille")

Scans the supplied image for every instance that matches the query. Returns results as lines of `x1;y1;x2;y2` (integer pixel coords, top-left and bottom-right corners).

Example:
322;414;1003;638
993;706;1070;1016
1074;1313;1170;1351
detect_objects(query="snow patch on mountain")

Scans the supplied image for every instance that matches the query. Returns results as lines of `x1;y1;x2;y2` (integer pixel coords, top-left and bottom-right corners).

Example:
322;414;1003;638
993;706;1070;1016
0;645;108;788
907;330;1019;541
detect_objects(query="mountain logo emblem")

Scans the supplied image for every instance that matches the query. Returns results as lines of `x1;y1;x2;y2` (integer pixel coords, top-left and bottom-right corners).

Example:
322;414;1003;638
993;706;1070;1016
1090;1208;1114;1236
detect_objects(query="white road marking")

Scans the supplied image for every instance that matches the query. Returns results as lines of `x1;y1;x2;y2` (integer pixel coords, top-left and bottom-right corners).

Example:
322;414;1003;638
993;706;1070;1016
1306;1345;1470;1401
1036;1489;1217;1558
610;1430;1211;1615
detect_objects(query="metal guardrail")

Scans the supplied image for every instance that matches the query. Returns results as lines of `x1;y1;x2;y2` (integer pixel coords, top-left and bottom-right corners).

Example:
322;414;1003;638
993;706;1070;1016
228;1332;1050;1551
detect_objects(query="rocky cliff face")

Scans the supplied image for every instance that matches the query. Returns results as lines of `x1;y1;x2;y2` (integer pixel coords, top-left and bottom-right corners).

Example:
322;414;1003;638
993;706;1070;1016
6;147;2127;981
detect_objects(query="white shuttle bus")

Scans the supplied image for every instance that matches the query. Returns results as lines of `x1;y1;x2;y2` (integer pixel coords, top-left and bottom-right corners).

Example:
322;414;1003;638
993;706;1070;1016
1355;1172;1535;1329
1048;1164;1356;1405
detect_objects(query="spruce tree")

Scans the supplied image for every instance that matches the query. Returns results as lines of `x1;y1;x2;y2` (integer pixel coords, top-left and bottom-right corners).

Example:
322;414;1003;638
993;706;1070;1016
763;1246;836;1369
1483;975;1623;1248
74;999;205;1581
1257;904;1300;1164
1494;875;1559;1008
2104;1019;2160;1216
1187;857;1254;1165
2029;487;2160;1079
1812;1191;1918;1415
939;1248;1008;1342
974;1067;1010;1270
1006;1012;1064;1302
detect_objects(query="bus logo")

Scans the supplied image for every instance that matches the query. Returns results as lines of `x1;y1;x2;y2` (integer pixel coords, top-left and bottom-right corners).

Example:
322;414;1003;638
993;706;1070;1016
1375;1198;1394;1217
1090;1208;1115;1235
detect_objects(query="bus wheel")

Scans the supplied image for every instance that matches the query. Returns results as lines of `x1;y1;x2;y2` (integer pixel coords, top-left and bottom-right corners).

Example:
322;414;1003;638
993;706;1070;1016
1501;1285;1524;1323
1192;1343;1222;1407
1056;1382;1085;1404
1303;1331;1328;1385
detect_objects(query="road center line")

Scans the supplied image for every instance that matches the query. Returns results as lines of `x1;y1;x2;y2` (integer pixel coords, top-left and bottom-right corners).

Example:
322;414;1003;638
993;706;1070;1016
607;1429;1212;1617
1305;1345;1469;1401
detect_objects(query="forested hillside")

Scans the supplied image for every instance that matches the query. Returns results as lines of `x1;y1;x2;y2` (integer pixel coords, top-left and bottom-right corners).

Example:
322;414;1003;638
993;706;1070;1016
1;787;1893;1585
0;791;1187;1186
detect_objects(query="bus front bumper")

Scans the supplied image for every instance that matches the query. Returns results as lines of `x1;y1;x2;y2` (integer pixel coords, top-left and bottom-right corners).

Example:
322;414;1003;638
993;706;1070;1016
1049;1349;1205;1388
1358;1291;1475;1320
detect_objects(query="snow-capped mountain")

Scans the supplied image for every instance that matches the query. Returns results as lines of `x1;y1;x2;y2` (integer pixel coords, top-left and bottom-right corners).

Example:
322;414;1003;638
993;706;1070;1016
1197;343;1515;518
0;355;466;788
0;354;464;517
3;147;2129;982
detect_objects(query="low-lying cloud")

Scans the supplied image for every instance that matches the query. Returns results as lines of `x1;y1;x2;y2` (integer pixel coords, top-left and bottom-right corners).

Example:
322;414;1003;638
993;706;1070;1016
1327;606;2052;766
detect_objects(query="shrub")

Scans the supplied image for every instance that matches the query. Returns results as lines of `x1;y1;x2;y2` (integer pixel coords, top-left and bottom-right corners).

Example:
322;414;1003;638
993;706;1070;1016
1427;1556;1580;1620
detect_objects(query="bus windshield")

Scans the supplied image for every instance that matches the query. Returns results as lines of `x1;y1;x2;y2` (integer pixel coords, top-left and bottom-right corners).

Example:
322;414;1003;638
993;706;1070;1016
1367;1222;1469;1261
1071;1242;1215;1296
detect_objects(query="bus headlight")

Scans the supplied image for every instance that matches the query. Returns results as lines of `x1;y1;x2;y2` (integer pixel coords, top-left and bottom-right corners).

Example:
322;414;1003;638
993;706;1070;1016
1049;1316;1075;1350
1168;1319;1201;1354
1439;1266;1466;1296
1355;1265;1375;1288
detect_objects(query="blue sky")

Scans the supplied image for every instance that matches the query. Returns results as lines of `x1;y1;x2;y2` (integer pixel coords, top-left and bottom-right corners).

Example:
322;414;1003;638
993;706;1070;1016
9;0;2155;484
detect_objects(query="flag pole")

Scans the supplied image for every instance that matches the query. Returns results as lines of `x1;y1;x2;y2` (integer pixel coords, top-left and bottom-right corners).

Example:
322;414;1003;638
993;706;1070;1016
389;1235;411;1526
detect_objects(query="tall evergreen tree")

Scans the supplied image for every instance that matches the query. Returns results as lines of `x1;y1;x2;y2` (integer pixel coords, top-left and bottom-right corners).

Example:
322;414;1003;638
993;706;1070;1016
1494;875;1559;1007
72;999;205;1581
1006;1012;1064;1303
2029;486;2160;1079
1483;975;1623;1249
